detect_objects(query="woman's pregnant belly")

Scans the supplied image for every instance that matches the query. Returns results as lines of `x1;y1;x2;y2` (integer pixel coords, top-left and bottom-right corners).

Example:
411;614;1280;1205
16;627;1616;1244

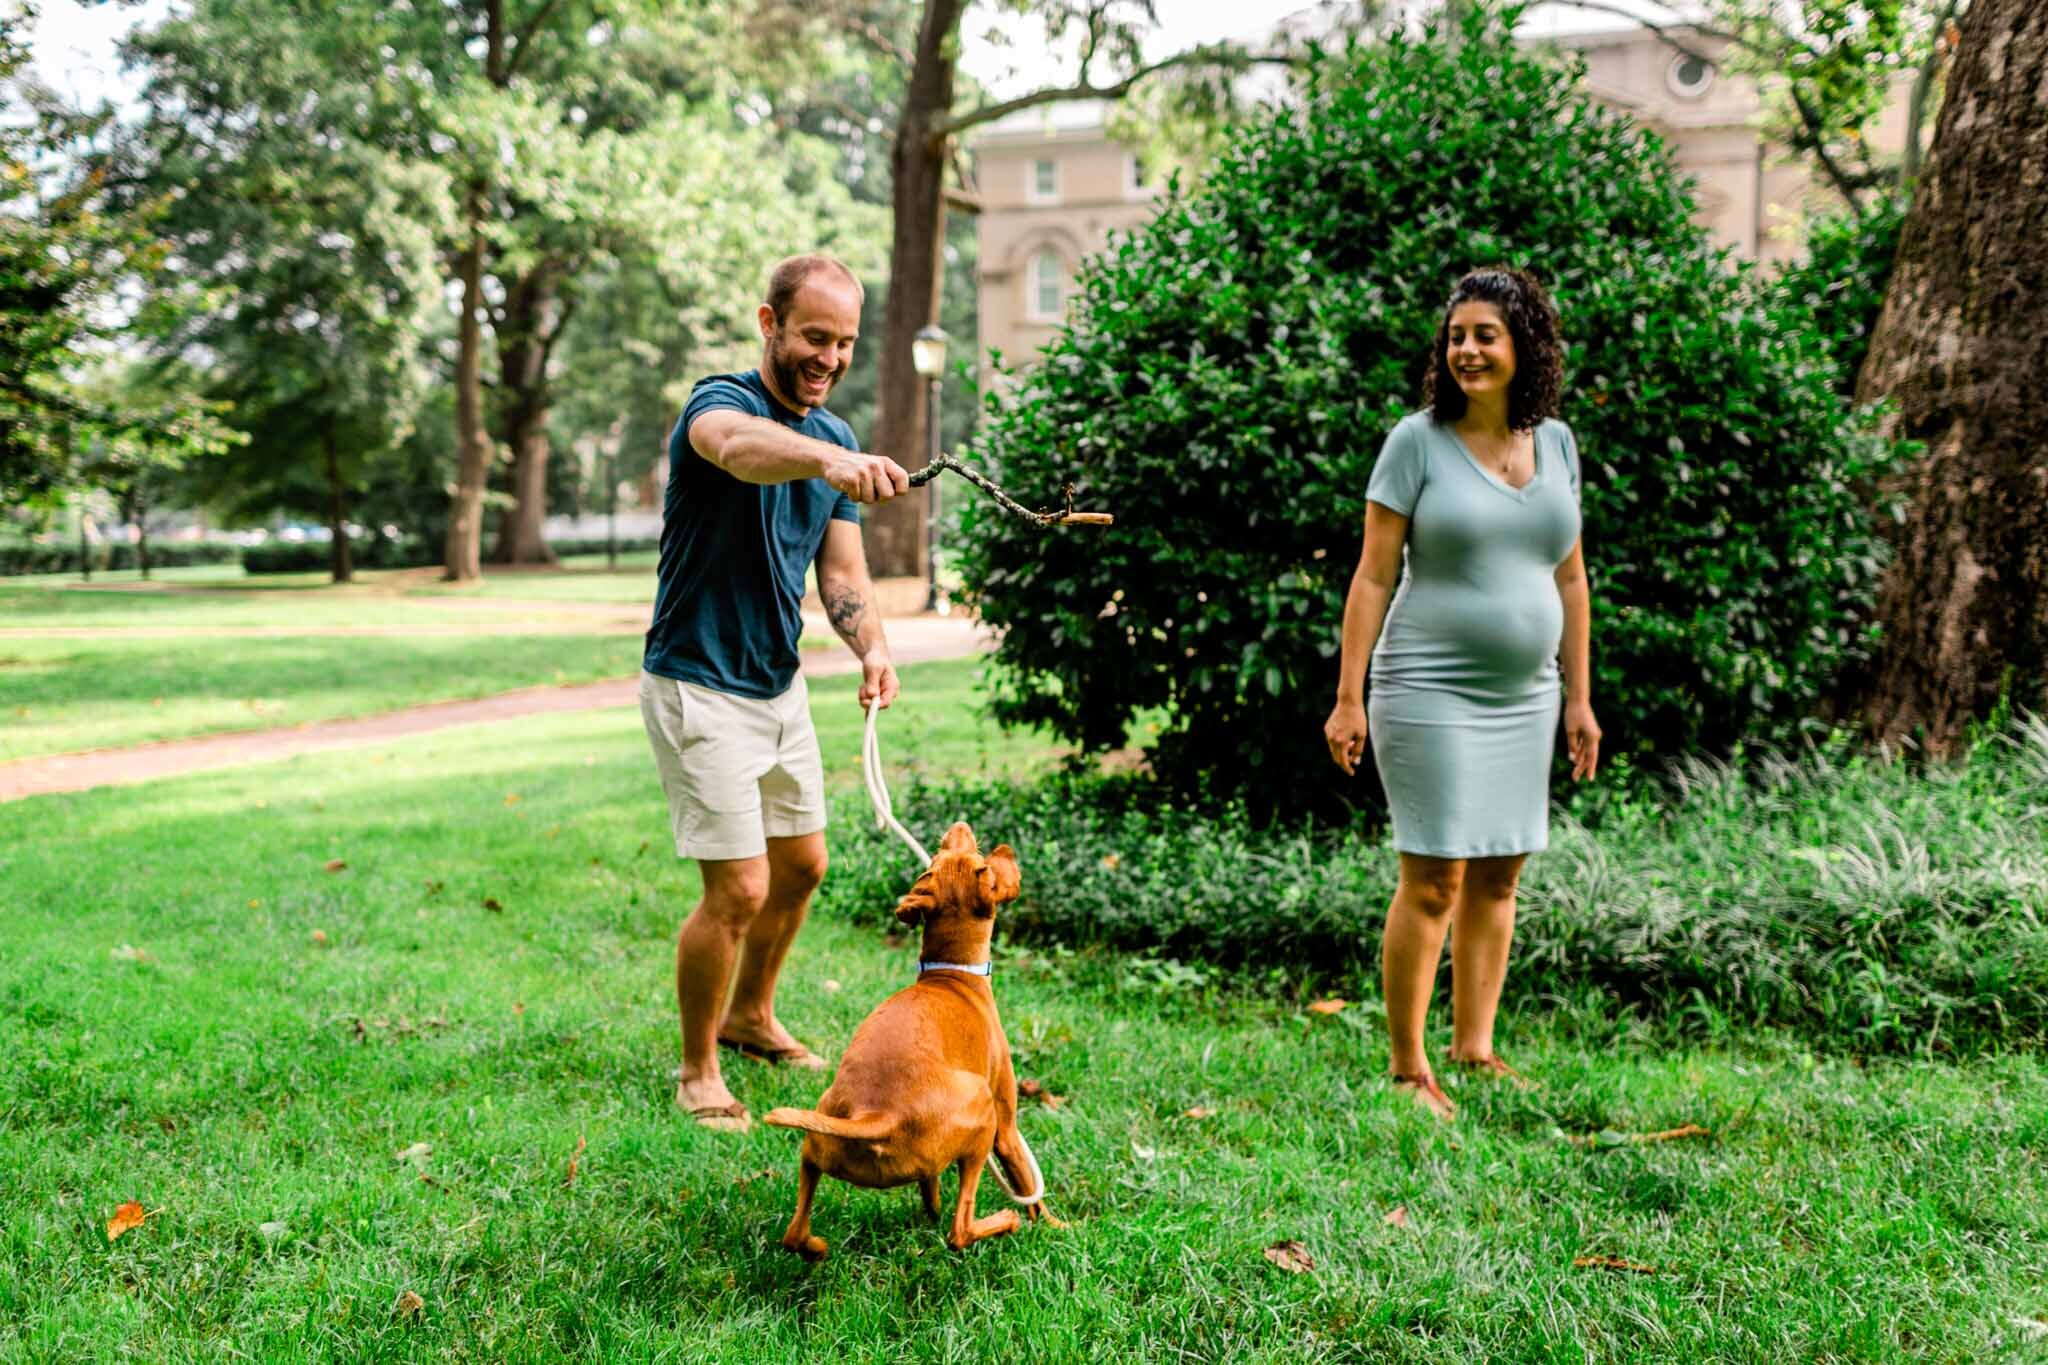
1372;575;1564;699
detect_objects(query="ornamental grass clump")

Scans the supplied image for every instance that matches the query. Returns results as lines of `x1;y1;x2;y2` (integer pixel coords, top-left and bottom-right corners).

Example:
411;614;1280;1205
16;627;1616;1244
821;714;2048;1054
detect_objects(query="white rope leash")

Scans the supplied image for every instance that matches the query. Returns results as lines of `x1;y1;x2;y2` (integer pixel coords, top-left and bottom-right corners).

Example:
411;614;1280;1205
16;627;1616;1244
862;696;931;867
859;696;1048;1209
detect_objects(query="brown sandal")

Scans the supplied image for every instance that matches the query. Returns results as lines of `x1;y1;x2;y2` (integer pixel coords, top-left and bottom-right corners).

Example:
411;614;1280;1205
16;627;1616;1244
1449;1052;1533;1090
684;1099;753;1133
1391;1072;1456;1121
717;1035;829;1070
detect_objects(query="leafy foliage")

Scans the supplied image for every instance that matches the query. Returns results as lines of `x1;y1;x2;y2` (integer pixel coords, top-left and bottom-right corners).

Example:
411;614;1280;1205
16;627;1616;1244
820;713;2048;1054
1768;197;1908;399
959;14;1909;811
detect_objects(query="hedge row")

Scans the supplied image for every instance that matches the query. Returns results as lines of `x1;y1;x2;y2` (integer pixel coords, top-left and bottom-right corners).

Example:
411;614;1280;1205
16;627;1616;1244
240;534;661;575
0;540;241;577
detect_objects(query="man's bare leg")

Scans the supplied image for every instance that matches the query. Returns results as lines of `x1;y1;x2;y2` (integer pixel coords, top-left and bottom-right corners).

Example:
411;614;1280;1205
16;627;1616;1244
722;832;828;1063
675;855;769;1117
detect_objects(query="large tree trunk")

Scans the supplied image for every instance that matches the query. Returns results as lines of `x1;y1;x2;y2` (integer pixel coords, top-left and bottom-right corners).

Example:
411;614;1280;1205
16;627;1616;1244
323;429;353;584
1855;0;2048;751
490;266;561;565
864;0;964;581
443;195;491;583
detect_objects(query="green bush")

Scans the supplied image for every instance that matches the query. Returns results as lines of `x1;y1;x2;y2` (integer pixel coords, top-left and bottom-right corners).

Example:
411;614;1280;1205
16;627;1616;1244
1770;197;1907;398
818;715;2048;1054
959;14;1908;812
241;533;435;574
0;538;239;576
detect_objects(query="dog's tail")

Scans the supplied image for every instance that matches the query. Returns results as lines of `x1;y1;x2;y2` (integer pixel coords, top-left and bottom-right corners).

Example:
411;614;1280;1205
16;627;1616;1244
762;1107;894;1140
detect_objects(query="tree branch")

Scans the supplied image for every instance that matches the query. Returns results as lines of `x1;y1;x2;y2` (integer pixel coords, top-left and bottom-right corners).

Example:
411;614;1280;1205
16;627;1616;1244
1902;0;1962;187
503;0;570;82
840;12;912;71
1790;83;1867;212
930;44;1300;144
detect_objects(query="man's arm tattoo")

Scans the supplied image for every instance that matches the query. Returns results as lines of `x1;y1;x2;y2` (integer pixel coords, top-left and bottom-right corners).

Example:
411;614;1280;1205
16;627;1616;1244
823;583;868;647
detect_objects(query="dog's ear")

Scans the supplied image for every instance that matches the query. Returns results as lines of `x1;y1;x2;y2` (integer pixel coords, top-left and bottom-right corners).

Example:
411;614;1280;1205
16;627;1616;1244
895;867;935;925
978;845;1022;907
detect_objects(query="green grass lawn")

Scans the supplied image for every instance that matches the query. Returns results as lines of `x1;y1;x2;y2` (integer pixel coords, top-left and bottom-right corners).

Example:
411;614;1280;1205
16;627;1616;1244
0;634;648;761
3;666;2043;1362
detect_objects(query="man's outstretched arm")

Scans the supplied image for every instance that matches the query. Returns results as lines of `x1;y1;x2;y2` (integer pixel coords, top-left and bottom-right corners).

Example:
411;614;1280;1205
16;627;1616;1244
689;410;909;504
815;519;899;709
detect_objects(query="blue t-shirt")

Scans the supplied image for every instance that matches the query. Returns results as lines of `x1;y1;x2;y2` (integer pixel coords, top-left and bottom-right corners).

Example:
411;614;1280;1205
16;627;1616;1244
642;370;861;699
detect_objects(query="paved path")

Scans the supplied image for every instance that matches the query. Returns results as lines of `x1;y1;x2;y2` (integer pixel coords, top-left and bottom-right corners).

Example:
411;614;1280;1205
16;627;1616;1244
0;615;988;803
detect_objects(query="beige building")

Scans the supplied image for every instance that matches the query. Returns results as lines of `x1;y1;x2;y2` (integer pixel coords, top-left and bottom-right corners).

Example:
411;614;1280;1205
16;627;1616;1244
973;20;1911;371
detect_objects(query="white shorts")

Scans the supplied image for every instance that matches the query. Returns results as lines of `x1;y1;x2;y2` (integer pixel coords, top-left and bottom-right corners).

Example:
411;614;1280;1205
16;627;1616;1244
638;670;826;862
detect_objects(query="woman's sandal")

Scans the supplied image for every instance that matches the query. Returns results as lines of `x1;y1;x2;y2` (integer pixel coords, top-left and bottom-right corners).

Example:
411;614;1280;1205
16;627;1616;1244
1448;1052;1534;1091
1390;1072;1457;1121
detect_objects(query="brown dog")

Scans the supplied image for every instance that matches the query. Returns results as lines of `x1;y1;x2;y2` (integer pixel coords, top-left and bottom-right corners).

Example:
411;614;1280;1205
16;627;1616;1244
763;822;1059;1258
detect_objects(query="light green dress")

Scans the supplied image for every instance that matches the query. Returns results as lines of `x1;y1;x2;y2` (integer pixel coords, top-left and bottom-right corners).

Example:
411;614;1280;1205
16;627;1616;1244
1365;412;1582;858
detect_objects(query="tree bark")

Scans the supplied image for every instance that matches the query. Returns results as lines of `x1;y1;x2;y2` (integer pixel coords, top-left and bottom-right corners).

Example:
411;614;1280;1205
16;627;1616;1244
490;265;561;565
443;188;491;583
864;0;964;581
1855;0;2048;751
323;428;353;584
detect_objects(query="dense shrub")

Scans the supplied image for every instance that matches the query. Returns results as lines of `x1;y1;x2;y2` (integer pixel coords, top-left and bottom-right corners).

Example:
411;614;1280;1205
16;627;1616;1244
240;533;657;575
241;533;436;574
1770;197;1907;398
960;14;1907;813
818;715;2048;1055
0;539;239;576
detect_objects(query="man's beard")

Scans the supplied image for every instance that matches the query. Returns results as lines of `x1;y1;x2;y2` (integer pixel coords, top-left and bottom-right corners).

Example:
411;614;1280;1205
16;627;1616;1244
767;332;844;407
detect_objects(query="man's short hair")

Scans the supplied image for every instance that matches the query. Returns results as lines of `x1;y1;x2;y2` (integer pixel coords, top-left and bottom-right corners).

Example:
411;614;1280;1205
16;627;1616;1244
766;254;864;324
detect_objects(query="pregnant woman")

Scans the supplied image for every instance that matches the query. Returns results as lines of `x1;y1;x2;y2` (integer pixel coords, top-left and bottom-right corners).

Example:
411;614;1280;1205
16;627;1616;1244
1323;267;1601;1121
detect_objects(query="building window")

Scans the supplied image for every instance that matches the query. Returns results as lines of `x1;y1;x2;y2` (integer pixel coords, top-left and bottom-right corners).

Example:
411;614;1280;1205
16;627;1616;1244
1029;157;1059;203
1127;152;1152;198
1027;249;1066;320
1666;52;1715;98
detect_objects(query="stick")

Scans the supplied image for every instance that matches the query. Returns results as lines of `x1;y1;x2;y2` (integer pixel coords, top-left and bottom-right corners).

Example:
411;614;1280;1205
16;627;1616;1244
908;452;1115;528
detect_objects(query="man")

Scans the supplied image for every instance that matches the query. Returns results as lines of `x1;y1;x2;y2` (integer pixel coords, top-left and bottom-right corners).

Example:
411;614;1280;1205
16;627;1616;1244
640;253;910;1132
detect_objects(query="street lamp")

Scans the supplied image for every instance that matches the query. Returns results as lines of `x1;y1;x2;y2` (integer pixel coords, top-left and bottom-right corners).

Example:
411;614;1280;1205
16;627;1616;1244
911;324;950;614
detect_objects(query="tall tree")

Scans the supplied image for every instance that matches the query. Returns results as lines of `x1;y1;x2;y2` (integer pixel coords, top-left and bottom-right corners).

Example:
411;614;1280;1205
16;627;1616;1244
1854;0;2046;749
789;0;1307;578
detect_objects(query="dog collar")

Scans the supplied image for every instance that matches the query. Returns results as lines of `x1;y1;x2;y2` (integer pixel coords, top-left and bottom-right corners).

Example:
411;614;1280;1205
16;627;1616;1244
918;960;992;977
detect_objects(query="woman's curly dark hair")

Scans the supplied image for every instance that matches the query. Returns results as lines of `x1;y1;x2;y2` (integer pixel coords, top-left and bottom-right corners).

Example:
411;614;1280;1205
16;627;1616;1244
1421;267;1564;432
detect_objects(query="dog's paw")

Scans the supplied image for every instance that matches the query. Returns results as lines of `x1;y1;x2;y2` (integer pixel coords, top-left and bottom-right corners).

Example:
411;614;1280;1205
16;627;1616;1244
784;1234;829;1262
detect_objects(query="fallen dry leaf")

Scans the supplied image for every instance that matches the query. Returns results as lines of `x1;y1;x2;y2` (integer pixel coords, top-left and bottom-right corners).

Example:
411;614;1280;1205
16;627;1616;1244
1307;998;1347;1015
823;979;842;993
248;898;262;909
504;793;520;806
350;1017;367;1043
565;1135;587;1187
512;1001;525;1016
106;1201;147;1242
323;859;347;874
1101;853;1120;870
1019;1079;1043;1099
1384;1206;1411;1228
735;1168;778;1185
311;930;328;946
1574;1254;1657;1275
395;1289;424;1319
394;1141;432;1164
110;944;149;963
257;1219;289;1242
1184;1107;1215;1120
482;897;503;913
1263;1240;1315;1274
423;880;444;896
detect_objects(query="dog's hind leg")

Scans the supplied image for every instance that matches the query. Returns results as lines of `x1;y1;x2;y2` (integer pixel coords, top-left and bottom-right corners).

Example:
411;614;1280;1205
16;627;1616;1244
946;1140;1022;1252
780;1155;829;1261
993;1123;1066;1228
